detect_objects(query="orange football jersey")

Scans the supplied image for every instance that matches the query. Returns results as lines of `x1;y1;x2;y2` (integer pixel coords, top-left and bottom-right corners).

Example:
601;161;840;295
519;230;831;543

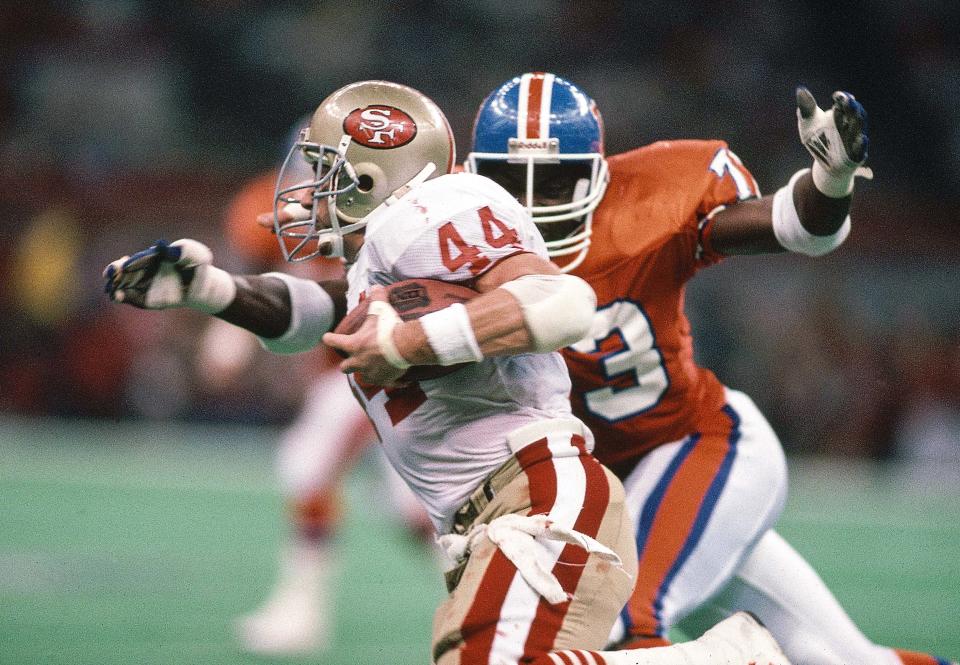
223;169;287;270
561;140;759;470
223;169;345;280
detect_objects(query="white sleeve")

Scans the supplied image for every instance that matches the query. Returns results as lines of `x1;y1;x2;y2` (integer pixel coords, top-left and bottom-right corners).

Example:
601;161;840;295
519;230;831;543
498;273;596;352
772;168;851;257
256;272;336;354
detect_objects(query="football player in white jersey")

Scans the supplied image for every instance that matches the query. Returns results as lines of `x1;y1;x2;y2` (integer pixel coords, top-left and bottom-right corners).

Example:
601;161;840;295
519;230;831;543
104;80;792;664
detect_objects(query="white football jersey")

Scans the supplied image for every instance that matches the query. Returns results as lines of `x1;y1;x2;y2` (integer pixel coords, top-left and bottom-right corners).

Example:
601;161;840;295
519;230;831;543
345;172;588;533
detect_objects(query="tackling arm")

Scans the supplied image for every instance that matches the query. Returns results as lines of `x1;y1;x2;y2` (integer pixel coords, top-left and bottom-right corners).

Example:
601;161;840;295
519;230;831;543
707;87;870;257
103;238;347;346
220;275;346;349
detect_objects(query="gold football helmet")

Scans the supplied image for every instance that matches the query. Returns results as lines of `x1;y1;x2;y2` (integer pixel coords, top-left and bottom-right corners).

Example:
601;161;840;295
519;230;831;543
274;80;455;261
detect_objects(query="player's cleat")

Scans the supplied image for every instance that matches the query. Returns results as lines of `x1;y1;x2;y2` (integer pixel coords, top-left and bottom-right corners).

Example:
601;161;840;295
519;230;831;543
554;610;793;664
694;611;792;665
234;540;334;656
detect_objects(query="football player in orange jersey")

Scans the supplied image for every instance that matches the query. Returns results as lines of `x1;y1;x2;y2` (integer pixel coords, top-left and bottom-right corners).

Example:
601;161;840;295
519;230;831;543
467;72;955;665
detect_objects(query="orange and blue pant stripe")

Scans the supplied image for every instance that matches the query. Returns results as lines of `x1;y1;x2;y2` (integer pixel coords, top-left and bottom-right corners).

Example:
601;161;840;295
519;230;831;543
620;404;742;645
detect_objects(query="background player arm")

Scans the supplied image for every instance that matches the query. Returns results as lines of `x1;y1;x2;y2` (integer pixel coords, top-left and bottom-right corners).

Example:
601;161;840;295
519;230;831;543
217;275;347;340
103;238;347;345
706;172;852;255
707;87;869;257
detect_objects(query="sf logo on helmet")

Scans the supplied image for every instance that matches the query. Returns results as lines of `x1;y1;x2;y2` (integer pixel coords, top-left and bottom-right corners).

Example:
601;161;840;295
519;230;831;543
344;105;418;149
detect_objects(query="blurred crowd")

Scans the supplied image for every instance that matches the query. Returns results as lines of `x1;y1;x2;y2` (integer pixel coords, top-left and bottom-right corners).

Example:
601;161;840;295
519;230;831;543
1;0;957;461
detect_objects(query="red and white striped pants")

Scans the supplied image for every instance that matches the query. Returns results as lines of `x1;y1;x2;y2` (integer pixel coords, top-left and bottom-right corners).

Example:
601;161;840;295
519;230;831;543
433;434;637;665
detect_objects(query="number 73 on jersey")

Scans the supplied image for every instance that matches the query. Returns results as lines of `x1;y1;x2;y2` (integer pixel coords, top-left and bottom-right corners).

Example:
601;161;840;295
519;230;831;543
568;300;670;423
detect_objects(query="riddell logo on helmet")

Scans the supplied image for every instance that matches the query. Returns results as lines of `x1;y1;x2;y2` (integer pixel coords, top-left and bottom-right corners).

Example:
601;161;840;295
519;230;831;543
344;106;418;149
507;137;559;156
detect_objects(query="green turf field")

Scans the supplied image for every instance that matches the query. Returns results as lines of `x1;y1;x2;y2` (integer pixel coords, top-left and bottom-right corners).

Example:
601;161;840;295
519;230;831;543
1;417;957;664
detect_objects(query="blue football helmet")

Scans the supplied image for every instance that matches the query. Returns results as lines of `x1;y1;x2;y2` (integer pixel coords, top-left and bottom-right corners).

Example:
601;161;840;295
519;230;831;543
467;72;608;272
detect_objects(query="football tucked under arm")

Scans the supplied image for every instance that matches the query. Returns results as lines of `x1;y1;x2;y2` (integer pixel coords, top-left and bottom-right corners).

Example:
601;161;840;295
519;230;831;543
323;253;596;387
388;270;595;366
387;265;596;367
332;279;481;382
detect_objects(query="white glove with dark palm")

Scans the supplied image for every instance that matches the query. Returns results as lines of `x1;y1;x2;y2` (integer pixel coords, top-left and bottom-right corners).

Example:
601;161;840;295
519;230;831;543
103;238;236;313
796;87;872;197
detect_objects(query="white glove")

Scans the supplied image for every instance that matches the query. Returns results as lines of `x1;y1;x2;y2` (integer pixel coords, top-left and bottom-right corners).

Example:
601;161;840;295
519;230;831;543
796;87;872;197
103;238;236;313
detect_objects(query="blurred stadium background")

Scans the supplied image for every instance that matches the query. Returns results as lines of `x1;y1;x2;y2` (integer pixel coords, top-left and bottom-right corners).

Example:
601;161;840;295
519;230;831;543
1;1;957;663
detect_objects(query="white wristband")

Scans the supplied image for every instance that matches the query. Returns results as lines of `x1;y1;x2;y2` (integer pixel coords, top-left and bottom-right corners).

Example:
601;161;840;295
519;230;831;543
811;160;855;198
419;303;483;366
185;265;236;314
368;300;411;370
257;272;335;354
772;168;851;257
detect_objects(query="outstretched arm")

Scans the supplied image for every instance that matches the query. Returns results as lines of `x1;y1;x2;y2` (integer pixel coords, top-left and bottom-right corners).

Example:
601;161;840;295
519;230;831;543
103;238;346;345
217;274;347;340
708;87;871;256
